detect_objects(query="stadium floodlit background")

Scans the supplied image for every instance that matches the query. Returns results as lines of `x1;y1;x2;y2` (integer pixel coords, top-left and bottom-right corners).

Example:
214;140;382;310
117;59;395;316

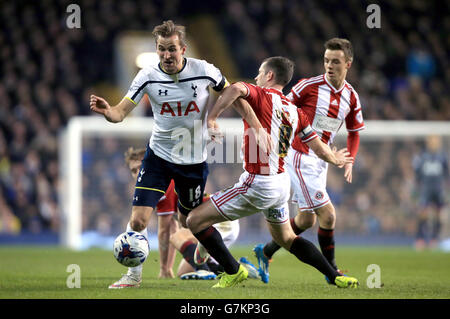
0;0;449;251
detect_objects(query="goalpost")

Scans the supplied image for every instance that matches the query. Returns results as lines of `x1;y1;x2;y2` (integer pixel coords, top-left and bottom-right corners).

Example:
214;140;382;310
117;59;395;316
59;117;450;250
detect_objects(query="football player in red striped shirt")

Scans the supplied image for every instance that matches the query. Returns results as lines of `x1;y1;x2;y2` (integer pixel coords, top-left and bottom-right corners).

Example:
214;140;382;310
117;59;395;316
258;38;364;283
186;56;358;288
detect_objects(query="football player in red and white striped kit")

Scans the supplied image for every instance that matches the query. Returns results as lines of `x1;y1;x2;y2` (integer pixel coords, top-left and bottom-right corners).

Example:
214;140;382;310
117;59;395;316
257;38;365;282
186;56;359;288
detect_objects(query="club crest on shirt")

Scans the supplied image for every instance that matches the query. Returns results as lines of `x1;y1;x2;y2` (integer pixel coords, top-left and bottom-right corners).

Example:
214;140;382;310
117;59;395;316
315;191;324;200
191;83;198;97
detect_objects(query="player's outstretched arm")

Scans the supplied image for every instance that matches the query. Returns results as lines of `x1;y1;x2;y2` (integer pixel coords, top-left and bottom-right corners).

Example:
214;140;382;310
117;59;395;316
233;98;273;154
90;95;136;123
207;83;246;123
207;83;247;142
307;138;353;167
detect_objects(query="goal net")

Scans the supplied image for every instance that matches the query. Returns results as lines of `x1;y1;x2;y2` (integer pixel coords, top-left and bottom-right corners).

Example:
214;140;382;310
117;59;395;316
59;117;450;250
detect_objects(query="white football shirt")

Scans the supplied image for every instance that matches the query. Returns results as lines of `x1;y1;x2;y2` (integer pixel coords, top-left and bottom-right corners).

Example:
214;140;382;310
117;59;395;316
125;57;227;164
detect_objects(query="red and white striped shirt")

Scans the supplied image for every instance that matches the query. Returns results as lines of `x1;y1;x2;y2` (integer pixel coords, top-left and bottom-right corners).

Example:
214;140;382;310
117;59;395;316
287;74;365;156
241;82;318;175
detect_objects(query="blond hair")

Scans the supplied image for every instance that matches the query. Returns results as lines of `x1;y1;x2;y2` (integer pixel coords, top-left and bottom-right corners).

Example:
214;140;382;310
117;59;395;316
124;147;146;165
152;20;186;47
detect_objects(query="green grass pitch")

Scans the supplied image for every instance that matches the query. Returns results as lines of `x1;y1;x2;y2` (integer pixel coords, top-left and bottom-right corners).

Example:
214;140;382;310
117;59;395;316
1;245;449;299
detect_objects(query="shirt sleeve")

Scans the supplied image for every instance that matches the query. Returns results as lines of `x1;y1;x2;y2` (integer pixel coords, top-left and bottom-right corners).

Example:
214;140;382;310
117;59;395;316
346;90;365;132
297;108;317;142
203;61;228;92
240;82;264;113
124;69;148;105
288;78;308;106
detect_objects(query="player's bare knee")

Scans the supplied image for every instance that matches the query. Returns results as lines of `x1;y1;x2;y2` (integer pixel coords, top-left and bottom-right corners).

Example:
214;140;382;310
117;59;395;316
130;218;146;232
274;234;295;250
317;207;336;228
178;212;188;228
320;214;335;229
185;214;196;232
187;213;209;234
297;215;315;229
169;232;177;245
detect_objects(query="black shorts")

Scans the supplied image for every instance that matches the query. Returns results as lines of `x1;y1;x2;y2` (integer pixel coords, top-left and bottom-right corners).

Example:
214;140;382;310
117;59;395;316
420;188;445;208
132;146;209;216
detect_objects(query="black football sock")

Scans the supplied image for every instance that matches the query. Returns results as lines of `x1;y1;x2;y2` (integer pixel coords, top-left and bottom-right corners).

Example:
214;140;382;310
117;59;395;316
207;260;225;275
179;240;209;271
193;226;240;274
317;227;338;270
431;217;441;241
263;217;306;259
416;219;427;240
289;236;340;284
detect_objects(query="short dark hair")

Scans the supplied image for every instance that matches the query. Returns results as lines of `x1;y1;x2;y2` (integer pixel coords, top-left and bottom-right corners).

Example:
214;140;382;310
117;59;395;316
124;147;146;165
262;56;294;86
324;38;353;62
152;20;186;47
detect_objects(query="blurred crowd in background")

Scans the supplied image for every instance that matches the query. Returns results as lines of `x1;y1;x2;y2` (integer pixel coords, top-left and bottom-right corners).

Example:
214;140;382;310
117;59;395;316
0;0;448;242
78;136;447;242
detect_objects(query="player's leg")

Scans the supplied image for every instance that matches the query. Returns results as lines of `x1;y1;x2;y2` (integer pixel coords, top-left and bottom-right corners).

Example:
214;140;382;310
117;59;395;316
177;259;194;277
109;146;170;288
155;181;179;278
201;219;258;278
430;204;443;249
259;150;326;260
268;219;337;280
315;202;339;270
128;205;154;280
195;220;239;265
170;227;197;275
157;214;178;278
169;226;215;278
415;204;429;251
129;205;154;232
261;209;315;260
187;200;236;269
173;161;209;228
168;216;179;268
266;220;357;288
187;200;249;287
430;192;445;249
108;206;154;289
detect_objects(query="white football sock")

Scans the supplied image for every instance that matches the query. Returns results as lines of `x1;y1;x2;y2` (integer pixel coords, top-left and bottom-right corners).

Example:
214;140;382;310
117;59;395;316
126;222;148;278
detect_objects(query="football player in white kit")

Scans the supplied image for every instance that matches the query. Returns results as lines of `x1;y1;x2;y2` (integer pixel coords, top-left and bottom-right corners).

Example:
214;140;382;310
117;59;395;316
90;20;260;289
255;38;365;284
186;56;359;288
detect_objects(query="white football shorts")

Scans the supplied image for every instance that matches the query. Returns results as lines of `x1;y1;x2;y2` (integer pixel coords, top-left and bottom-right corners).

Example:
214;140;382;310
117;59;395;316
286;148;330;212
210;171;291;224
214;220;240;247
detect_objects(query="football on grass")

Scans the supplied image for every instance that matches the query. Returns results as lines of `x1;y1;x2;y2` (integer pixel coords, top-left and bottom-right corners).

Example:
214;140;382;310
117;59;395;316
113;231;149;267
